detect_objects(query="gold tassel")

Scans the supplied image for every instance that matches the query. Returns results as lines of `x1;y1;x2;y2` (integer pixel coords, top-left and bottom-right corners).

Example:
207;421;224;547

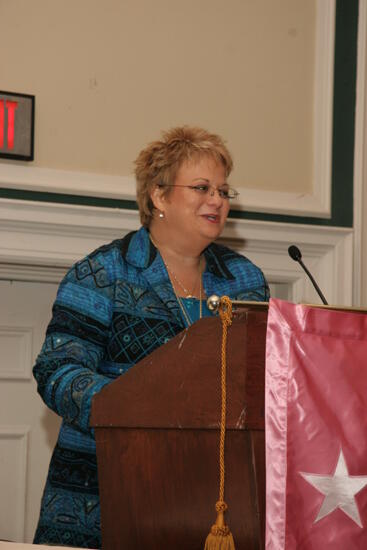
204;297;236;550
204;501;235;550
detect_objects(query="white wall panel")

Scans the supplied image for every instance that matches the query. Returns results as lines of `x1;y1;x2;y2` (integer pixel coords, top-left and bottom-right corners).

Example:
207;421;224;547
0;327;33;380
0;0;334;219
0;427;29;542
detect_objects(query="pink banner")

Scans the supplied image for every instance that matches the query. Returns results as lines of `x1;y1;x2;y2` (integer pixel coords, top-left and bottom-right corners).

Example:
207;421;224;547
265;299;367;549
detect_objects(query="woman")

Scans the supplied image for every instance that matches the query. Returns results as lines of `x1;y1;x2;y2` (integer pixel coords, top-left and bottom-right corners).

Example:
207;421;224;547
33;126;269;548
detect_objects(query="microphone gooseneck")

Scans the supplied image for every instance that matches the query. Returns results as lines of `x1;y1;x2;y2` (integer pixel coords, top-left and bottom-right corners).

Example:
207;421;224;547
288;245;328;305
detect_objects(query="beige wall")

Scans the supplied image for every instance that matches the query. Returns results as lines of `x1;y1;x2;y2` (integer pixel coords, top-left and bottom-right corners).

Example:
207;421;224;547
1;0;315;194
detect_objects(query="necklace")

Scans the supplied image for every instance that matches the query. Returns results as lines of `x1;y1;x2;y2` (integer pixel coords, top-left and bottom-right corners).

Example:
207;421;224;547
149;233;203;327
165;265;198;298
172;273;203;327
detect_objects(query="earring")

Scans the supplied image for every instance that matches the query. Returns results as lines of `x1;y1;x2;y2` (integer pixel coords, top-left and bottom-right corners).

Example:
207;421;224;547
159;212;164;218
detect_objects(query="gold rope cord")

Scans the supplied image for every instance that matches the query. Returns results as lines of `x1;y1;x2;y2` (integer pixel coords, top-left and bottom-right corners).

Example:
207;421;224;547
204;295;235;549
218;296;232;506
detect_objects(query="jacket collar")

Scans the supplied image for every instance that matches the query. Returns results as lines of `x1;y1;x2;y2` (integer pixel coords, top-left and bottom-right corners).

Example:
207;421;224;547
124;226;235;281
125;227;157;269
124;228;183;327
122;227;236;328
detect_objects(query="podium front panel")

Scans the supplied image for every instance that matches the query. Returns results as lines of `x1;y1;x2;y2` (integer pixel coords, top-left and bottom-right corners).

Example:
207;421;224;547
92;309;267;549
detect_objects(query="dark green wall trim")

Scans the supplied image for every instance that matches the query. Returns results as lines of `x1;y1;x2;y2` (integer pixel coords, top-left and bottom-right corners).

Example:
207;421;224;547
330;0;358;227
0;0;358;228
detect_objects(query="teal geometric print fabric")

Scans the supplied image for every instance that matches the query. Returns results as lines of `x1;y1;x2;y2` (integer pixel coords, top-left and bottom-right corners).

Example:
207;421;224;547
33;226;269;548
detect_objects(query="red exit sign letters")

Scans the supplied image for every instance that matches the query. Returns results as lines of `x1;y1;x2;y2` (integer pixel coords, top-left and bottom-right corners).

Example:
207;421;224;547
0;91;35;161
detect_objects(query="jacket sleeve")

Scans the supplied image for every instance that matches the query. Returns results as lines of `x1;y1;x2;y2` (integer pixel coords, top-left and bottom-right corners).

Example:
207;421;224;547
235;266;270;302
33;250;115;434
262;272;270;301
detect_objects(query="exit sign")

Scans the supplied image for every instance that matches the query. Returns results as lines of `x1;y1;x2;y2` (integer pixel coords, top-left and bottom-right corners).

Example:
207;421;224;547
0;91;35;161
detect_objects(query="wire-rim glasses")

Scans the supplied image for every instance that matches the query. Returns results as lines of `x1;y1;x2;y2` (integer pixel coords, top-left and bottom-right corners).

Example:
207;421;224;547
158;183;239;200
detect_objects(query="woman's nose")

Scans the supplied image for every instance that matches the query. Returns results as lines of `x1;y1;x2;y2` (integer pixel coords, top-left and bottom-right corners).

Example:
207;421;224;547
207;187;224;204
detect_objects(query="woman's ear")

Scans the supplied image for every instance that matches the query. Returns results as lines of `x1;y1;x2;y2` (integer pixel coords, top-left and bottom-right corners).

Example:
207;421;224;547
150;185;166;213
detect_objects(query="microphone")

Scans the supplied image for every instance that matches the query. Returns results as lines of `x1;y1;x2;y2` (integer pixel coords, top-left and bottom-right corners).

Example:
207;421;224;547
288;245;328;305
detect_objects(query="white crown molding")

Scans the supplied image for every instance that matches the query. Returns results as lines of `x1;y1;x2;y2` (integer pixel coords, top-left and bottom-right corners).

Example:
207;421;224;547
0;0;335;219
220;217;353;306
0;198;139;269
0;198;354;306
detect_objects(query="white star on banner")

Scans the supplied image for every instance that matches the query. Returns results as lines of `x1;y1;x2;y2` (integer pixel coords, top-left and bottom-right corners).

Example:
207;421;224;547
300;449;367;528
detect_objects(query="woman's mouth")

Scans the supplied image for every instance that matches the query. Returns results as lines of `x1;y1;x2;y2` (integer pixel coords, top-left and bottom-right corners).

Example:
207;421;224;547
202;214;220;223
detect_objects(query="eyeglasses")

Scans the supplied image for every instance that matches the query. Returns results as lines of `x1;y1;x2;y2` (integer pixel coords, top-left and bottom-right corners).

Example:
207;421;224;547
158;183;239;200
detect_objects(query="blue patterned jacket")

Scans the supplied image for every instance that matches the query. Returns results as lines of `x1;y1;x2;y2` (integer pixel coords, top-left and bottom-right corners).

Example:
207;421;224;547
33;226;269;548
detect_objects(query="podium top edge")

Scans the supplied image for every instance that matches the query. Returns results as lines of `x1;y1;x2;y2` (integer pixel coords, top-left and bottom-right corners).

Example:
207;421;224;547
232;301;269;308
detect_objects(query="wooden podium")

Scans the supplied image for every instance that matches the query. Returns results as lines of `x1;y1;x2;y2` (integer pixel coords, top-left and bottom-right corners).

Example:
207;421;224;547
90;305;268;549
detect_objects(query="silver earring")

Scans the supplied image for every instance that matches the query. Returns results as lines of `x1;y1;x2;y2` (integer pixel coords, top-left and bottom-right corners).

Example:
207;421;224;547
159;212;164;218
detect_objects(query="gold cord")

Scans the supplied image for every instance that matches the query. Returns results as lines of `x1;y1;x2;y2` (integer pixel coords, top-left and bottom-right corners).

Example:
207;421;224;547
204;295;235;549
218;296;232;504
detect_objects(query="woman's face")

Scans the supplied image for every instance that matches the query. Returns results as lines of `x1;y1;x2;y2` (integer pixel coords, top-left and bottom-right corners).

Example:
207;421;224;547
154;156;230;248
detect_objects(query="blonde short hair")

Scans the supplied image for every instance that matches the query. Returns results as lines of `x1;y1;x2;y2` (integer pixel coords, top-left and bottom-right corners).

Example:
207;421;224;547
134;126;233;227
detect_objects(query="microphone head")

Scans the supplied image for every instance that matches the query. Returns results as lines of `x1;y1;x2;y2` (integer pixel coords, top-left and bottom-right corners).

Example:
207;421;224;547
288;245;302;261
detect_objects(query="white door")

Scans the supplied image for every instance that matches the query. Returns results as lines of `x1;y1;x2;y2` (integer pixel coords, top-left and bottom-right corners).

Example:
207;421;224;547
0;279;61;543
